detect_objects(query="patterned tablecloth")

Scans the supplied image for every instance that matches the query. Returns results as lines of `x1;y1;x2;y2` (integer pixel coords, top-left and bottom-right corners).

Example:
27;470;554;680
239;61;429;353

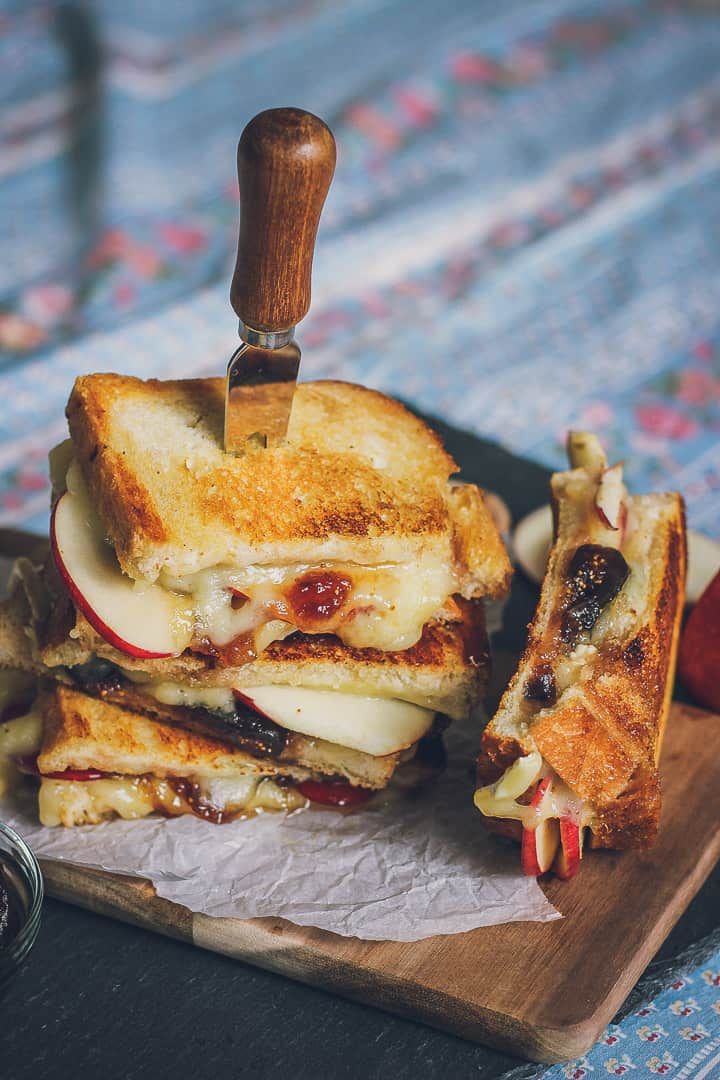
1;2;719;1073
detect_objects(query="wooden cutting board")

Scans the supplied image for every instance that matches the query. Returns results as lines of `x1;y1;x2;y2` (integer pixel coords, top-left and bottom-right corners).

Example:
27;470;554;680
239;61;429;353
38;701;720;1065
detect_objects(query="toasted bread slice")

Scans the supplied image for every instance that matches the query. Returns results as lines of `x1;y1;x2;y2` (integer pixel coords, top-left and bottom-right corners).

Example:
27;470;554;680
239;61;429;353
34;683;426;825
476;466;685;850
66;375;510;597
37;683;405;788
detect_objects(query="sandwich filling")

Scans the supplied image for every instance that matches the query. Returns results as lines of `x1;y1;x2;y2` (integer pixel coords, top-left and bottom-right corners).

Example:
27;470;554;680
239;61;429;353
0;674;442;826
52;455;459;659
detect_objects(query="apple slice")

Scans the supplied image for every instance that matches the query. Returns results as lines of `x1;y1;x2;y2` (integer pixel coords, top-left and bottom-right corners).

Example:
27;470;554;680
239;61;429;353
51;472;192;659
595;463;625;530
520;777;560;876
235;686;434;757
554;818;583;880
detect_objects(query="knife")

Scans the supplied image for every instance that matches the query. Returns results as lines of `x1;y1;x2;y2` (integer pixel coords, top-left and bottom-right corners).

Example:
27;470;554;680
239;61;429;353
225;107;336;452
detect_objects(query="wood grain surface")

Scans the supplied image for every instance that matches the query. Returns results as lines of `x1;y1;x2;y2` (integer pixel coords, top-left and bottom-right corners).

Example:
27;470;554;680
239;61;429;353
39;701;720;1064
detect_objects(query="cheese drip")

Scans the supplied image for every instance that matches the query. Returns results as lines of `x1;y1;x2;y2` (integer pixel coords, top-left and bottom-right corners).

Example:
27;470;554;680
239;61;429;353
474;753;593;829
39;774;307;827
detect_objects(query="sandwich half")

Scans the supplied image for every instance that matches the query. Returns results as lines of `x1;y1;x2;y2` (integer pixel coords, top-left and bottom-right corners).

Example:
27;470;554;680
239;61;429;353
0;374;506;826
52;375;510;661
474;432;685;879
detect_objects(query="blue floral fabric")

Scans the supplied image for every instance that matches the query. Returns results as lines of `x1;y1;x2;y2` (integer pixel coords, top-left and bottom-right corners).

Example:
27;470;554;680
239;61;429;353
541;946;720;1078
0;1;718;1071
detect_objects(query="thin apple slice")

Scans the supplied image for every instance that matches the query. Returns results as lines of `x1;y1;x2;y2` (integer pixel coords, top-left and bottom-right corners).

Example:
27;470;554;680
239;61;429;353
235;686;434;757
520;776;559;876
494;750;543;801
554;817;583;880
51;472;192;659
595;463;625;530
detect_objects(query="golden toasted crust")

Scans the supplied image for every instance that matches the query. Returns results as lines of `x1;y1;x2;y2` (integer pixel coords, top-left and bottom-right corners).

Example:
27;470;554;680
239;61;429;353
66;375;470;579
448;483;512;599
476;490;686;850
37;684;403;789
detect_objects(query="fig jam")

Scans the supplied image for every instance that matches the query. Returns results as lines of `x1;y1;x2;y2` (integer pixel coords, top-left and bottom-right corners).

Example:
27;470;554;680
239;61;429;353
561;544;629;645
166;779;226;824
524;667;557;706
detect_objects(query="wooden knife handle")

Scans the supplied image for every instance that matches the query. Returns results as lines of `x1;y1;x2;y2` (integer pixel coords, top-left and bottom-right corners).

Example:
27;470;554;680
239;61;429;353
230;107;336;333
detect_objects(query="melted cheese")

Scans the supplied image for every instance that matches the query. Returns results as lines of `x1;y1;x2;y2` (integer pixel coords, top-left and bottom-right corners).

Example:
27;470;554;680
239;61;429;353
474;757;593;829
161;557;453;652
0;706;42;799
135;682;236;712
62;456;455;655
39;774;307;827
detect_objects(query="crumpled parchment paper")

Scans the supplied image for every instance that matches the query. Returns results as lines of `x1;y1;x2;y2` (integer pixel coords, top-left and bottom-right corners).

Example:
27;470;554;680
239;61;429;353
1;723;558;940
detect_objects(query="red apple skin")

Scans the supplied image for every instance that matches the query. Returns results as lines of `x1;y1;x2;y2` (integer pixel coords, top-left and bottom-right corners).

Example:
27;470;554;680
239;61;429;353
520;776;552;877
595;503;618;531
521;829;542;876
554;818;582;880
678;569;720;713
296;780;373;808
233;690;272;721
50;498;175;661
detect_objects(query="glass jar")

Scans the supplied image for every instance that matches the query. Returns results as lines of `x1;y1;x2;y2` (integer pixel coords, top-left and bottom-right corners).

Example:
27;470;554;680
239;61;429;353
0;821;43;985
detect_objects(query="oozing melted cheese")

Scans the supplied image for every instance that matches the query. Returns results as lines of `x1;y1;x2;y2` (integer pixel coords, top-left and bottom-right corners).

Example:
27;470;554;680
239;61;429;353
474;753;593;829
160;557;453;653
39;774;307;827
61;455;454;656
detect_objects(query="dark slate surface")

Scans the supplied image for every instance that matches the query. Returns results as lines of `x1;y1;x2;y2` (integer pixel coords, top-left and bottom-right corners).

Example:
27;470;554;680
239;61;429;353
3;424;717;1080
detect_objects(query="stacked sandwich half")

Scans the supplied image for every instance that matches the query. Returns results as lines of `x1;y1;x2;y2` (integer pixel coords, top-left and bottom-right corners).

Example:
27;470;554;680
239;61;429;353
0;375;511;826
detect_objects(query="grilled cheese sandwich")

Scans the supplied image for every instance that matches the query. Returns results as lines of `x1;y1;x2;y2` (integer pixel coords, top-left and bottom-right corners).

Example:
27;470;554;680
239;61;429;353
56;376;510;663
0;373;509;827
474;432;685;878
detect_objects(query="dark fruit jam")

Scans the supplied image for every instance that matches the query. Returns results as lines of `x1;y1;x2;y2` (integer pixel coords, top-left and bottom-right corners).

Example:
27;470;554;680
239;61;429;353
524;667;557;706
561;544;629;645
287;571;352;625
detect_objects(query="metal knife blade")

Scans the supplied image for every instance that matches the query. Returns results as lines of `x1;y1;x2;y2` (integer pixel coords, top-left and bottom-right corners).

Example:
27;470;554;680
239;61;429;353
224;331;300;452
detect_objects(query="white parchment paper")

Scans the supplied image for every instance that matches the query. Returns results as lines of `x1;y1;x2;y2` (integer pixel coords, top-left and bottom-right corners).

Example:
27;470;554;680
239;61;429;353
1;724;558;940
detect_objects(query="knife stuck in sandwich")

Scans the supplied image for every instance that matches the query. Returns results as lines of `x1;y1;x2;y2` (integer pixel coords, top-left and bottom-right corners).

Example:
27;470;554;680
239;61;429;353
225;107;336;452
